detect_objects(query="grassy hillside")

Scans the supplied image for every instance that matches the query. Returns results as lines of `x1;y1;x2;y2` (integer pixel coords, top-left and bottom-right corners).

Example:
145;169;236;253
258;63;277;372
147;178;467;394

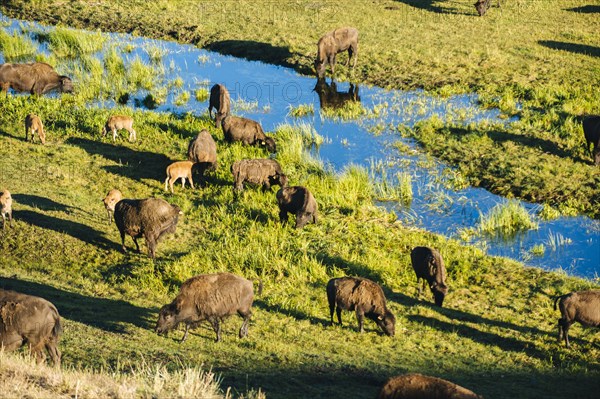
0;91;599;398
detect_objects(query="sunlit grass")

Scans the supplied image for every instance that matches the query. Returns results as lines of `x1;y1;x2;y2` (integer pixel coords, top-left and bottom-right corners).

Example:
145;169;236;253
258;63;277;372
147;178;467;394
288;103;314;118
0;29;36;60
195;88;209;102
477;200;539;237
40;26;106;57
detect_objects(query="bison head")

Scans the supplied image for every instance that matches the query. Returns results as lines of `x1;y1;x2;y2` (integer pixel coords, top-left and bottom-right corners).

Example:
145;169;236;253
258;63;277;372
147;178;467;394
261;136;277;153
376;310;396;337
315;59;327;79
59;76;74;93
155;302;179;335
431;282;448;307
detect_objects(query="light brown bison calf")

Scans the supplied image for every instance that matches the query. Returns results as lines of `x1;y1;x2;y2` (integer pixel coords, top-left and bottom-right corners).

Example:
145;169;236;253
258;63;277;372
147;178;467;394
156;272;255;342
25;114;46;144
102;115;136;142
221;115;276;153
327;276;395;336
377;373;483;399
315;27;358;79
276;186;318;229
1;189;13;230
102;189;122;224
554;290;600;348
410;246;448;307
208;84;231;128
0;289;62;366
164;161;195;193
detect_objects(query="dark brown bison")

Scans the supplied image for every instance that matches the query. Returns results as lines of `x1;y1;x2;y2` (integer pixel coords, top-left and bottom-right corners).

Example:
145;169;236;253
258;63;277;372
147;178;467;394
187;129;218;185
155;272;255;342
327;276;395;336
113;198;182;259
474;0;501;16
554;290;600;348
314;78;360;110
208;84;231;128
1;189;13;230
583;116;600;166
0;289;62;366
377;373;484;399
0;62;74;95
410;247;448;307
276;186;318;229
221;115;276;153
315;27;358;79
231;159;288;192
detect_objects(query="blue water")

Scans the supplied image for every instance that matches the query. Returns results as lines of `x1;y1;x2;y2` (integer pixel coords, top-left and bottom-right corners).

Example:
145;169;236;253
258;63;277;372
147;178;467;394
1;15;598;279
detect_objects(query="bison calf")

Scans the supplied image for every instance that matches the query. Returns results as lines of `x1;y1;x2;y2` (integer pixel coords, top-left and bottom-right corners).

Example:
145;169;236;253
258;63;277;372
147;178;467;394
554;290;600;348
25;114;46;145
208;84;231;128
113;197;182;259
276;186;318;229
327;276;395;336
165;161;195;193
1;189;13;229
155;272;255;342
583;115;600;166
377;373;483;399
102;115;136;142
231;159;288;192
315;27;358;79
221;115;276;153
102;189;122;224
410;246;448;307
0;289;62;366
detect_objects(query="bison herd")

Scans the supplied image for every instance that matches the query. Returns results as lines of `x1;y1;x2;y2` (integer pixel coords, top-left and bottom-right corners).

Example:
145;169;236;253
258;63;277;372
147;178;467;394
0;27;599;399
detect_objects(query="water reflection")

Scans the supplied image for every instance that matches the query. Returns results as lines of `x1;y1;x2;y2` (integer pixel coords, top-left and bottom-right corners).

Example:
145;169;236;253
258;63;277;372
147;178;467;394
313;78;360;110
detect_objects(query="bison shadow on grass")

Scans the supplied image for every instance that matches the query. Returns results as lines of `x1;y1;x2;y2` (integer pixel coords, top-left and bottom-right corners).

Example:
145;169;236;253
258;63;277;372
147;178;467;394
0;277;154;333
392;0;473;15
538;41;600;58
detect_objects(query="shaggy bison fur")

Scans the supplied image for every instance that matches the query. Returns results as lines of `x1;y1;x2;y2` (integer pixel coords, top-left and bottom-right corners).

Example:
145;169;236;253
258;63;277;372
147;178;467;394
315;27;358;78
0;62;73;95
554;290;600;348
221;115;276;153
208;84;231;128
276;186;318;229
231;159;288;192
187;129;218;185
583;115;600;166
377;373;483;399
410;246;448;307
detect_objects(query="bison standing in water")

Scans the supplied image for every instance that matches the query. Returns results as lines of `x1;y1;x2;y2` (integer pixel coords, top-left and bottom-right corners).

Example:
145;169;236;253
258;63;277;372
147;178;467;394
314;27;358;79
0;62;73;95
113;197;182;259
208;84;231;128
0;289;62;366
155;272;255;342
377;373;483;399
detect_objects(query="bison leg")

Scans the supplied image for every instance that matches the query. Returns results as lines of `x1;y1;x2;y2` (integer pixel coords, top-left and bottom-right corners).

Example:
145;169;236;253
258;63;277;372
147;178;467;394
211;318;222;342
129;128;136;142
112;128;118;143
355;309;365;333
132;237;141;253
45;341;61;367
559;319;572;348
181;177;186;190
336;306;343;325
329;302;336;325
279;210;288;225
28;341;47;364
188;172;195;190
119;230;128;253
146;238;156;258
181;323;190;343
238;310;251;338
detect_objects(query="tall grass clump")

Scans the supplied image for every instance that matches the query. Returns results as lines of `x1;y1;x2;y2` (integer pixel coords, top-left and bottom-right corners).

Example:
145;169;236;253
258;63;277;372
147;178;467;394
0;30;36;60
44;26;106;57
371;167;413;206
288;103;314;118
320;101;367;121
477;200;539;237
274;124;324;178
127;55;162;91
195;88;209;102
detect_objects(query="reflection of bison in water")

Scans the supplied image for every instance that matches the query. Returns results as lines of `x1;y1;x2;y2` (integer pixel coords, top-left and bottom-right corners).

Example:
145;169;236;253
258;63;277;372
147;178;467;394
113;197;182;259
276;186;318;229
314;78;360;110
231;159;288;192
0;62;74;95
315;27;358;79
208;84;231;128
0;289;62;366
583;116;600;166
377;373;483;399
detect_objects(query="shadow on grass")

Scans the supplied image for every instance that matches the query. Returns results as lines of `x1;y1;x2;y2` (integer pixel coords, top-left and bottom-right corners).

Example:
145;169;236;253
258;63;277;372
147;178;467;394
254;299;330;328
12;194;73;212
565;5;600;13
539;40;600;58
66;137;173;181
316;253;386;284
16;209;116;250
393;0;474;15
0;276;154;333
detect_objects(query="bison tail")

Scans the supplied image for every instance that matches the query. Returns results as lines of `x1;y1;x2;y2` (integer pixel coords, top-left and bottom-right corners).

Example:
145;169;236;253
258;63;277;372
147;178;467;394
553;294;567;311
52;316;63;338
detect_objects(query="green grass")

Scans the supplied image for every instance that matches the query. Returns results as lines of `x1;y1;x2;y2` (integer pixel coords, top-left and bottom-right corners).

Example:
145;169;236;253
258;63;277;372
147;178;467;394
288;103;314;118
36;25;106;58
477;200;539;238
0;29;36;60
195;88;209;102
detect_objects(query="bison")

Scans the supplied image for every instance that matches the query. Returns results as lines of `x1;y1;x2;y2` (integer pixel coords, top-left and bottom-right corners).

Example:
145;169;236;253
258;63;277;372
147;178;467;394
314;27;358;79
231;159;288;192
25;114;46;145
554;290;600;348
102;189;122;224
102;115;136;142
113;197;182;259
165;161;196;193
221;115;276;153
326;276;396;336
583;115;600;166
187;129;218;186
474;0;501;16
1;189;13;230
410;246;448;307
314;78;360;110
377;373;483;399
276;186;318;229
0;289;62;366
0;62;73;95
208;84;231;128
155;272;255;342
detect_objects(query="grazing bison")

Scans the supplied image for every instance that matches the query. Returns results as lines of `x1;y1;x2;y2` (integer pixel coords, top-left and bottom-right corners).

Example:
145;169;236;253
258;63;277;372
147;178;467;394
102;115;136;142
474;0;501;16
583;115;600;166
410;246;448;307
155;272;255;342
208;84;231;128
314;78;360;110
165;161;195;193
0;289;62;366
327;277;395;336
187;129;218;185
554;290;600;348
25;114;46;145
102;189;122;224
314;27;358;79
276;186;318;229
221;115;276;153
377;373;484;399
1;189;13;230
0;62;73;95
231;159;288;192
113;197;182;259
